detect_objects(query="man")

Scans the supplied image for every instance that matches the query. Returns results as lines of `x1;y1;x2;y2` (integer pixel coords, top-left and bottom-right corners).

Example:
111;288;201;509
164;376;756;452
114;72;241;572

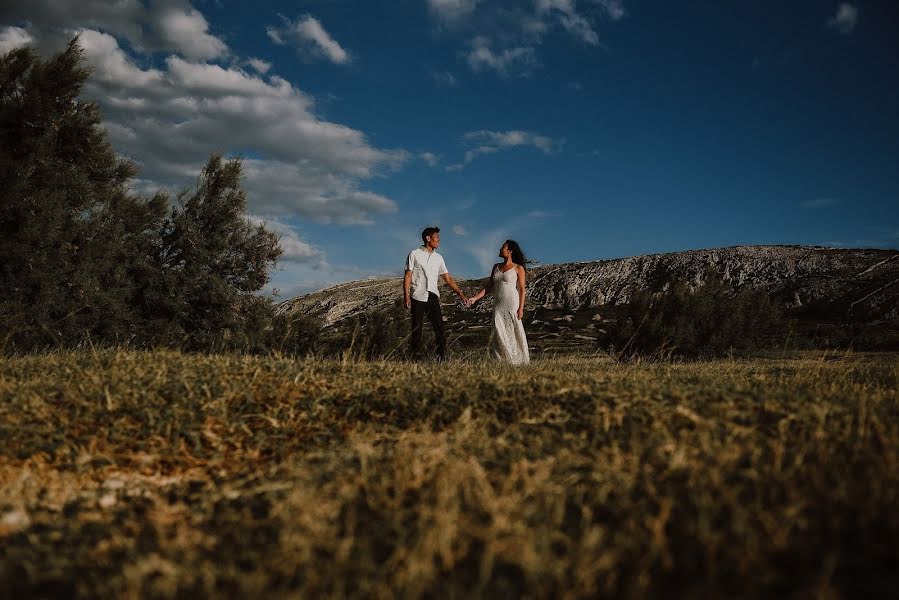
403;226;467;360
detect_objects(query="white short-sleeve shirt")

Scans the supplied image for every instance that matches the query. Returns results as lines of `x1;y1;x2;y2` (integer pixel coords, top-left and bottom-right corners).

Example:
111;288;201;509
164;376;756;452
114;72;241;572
405;246;448;302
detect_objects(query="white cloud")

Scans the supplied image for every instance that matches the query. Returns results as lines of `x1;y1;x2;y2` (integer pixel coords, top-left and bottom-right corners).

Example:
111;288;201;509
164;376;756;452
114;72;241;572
537;0;598;45
77;30;166;88
267;15;350;64
828;3;858;35
447;129;562;170
246;58;271;74
0;26;33;53
428;0;482;25
595;0;626;21
464;36;536;76
152;2;227;60
1;0;228;59
420;152;441;167
247;216;325;264
440;1;627;77
452;225;467;236
466;130;559;153
34;28;407;225
240;159;398;225
265;26;283;45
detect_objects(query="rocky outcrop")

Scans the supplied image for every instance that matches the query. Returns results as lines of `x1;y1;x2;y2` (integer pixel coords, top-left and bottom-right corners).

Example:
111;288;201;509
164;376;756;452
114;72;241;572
277;245;899;330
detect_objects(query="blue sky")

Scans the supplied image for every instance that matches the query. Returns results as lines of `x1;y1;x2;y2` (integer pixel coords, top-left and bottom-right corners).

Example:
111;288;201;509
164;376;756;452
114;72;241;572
2;1;897;297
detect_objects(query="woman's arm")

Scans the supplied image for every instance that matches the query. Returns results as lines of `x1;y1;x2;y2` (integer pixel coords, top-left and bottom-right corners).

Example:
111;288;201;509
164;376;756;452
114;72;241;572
516;265;526;319
467;265;496;305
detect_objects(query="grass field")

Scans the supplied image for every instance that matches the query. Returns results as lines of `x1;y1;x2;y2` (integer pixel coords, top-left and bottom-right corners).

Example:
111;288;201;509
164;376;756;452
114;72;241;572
1;350;897;598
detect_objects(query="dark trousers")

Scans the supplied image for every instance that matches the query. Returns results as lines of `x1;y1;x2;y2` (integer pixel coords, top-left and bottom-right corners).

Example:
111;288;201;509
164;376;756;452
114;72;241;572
410;292;446;359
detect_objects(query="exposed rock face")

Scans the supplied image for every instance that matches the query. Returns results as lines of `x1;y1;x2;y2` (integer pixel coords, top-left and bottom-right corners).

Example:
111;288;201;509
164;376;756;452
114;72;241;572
277;245;899;328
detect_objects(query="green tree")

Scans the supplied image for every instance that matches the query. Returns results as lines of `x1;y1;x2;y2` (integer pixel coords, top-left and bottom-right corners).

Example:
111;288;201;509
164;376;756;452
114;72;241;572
0;38;290;353
0;39;168;350
153;153;282;351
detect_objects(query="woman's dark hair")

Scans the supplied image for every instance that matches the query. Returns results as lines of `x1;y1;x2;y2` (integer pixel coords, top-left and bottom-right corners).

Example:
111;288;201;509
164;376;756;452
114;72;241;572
422;226;439;244
505;239;528;269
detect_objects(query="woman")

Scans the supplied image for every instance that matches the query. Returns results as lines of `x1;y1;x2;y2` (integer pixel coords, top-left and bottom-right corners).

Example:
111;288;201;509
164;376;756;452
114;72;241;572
467;240;530;365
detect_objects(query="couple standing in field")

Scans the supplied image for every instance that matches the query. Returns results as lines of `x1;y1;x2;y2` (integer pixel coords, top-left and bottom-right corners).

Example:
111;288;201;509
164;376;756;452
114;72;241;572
403;226;530;364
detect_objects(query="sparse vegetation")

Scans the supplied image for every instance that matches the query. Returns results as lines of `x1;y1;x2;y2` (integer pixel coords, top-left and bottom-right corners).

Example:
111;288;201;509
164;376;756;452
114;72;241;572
2;350;897;598
331;301;415;359
599;276;791;359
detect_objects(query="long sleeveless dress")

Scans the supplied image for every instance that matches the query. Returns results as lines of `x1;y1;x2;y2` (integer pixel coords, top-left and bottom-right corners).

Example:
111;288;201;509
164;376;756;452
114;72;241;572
492;266;530;365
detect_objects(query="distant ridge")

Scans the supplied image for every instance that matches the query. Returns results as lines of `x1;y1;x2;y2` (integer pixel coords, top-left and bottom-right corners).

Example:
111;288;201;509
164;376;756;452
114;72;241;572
277;245;899;352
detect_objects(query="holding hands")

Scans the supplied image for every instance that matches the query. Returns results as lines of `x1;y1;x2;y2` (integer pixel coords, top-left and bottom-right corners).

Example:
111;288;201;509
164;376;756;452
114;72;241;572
465;288;486;308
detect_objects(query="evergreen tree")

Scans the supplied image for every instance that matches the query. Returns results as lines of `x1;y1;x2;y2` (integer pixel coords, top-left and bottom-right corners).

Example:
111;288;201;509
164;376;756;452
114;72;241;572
154;153;282;351
0;38;168;350
0;38;288;353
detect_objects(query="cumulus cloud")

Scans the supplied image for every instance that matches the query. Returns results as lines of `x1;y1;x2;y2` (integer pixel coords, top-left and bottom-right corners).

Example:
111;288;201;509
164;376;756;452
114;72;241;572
267;15;350;64
1;0;228;60
152;1;227;60
828;3;858;35
446;129;562;170
240;159;398;225
40;28;407;226
0;26;33;53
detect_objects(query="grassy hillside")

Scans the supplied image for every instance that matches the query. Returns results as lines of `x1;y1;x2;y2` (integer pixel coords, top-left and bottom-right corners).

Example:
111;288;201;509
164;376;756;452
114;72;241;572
1;350;898;597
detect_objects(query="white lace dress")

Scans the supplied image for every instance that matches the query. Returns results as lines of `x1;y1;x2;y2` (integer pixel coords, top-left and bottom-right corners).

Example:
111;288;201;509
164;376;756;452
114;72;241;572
491;266;530;365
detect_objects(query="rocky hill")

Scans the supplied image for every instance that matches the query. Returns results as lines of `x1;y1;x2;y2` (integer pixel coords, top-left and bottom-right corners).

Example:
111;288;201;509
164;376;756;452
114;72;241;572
277;245;899;353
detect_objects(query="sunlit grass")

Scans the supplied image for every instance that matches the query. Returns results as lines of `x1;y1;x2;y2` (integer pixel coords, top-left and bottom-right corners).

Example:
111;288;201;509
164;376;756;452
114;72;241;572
1;350;897;597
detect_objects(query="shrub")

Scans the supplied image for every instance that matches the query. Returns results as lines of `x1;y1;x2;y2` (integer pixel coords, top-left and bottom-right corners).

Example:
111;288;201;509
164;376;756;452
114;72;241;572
333;302;410;360
599;275;791;359
271;312;325;356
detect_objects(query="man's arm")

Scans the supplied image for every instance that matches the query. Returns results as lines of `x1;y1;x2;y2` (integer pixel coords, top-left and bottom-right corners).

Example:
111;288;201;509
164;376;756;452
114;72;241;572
441;273;468;303
403;270;412;309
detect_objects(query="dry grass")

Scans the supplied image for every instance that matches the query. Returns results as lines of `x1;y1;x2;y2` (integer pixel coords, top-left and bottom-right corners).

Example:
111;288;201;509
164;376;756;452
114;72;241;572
1;349;897;598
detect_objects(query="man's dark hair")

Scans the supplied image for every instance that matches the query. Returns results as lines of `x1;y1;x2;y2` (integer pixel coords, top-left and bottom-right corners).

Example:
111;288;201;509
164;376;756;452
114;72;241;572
422;226;440;244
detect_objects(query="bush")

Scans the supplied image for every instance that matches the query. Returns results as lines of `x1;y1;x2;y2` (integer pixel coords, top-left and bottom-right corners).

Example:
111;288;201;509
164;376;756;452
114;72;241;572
333;302;409;360
599;275;792;359
271;312;325;356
